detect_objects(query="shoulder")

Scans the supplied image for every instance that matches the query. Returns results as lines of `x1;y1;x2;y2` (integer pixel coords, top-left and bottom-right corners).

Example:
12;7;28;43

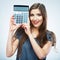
46;30;56;46
46;30;56;41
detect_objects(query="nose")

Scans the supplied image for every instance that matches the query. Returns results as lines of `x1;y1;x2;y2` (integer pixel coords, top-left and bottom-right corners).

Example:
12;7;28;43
33;15;37;20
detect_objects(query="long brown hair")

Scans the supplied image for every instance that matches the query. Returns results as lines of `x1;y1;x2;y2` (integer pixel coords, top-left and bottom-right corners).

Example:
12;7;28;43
14;3;56;57
29;3;47;47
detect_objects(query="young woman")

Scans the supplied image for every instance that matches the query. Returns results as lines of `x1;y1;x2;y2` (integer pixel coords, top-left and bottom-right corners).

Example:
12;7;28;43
6;3;56;60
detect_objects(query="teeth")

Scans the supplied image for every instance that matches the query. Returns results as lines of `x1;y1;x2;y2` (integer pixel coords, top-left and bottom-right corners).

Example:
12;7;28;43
33;21;39;24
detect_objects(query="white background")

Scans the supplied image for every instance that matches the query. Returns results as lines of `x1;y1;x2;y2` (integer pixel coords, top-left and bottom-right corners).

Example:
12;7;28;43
0;0;60;60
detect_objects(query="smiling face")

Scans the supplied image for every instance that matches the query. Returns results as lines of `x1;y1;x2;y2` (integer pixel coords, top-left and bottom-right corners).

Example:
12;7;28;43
30;9;43;28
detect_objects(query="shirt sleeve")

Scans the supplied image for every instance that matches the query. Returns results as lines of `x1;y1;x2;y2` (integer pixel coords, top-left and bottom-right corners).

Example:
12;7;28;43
47;31;53;41
47;31;56;46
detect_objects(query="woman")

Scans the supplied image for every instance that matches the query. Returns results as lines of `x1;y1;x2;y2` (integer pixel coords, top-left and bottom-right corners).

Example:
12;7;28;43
6;3;56;60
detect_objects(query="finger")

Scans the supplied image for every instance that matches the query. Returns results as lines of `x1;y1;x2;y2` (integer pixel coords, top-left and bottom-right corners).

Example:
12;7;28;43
10;16;16;26
21;24;24;28
10;15;14;23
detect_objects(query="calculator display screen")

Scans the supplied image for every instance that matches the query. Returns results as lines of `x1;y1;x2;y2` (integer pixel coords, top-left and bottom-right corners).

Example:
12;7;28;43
14;5;29;24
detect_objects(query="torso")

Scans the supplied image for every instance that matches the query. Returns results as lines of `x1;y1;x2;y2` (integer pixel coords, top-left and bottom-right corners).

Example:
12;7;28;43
16;38;46;60
16;30;53;60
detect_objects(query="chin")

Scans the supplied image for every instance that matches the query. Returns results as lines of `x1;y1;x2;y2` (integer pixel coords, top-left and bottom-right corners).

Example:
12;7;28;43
32;23;42;28
33;25;40;28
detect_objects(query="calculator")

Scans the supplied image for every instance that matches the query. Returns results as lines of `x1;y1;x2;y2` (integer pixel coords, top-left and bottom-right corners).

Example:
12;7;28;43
13;5;29;24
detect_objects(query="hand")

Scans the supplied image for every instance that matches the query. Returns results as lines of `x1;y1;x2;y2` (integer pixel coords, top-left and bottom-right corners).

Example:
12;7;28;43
9;15;21;32
21;19;31;36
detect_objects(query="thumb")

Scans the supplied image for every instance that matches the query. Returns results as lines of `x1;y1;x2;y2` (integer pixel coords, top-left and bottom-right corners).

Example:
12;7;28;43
16;24;21;30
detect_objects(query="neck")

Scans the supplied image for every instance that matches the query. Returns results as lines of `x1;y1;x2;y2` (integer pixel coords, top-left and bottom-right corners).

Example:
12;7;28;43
31;28;39;38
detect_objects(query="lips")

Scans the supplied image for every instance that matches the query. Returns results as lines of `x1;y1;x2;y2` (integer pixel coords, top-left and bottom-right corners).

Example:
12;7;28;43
32;20;40;24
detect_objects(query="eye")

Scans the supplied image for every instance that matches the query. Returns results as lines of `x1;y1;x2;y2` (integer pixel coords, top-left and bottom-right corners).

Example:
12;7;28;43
30;14;34;16
37;14;42;16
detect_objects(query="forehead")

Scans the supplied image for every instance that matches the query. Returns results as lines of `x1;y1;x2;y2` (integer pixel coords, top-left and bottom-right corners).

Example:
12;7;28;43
30;8;41;14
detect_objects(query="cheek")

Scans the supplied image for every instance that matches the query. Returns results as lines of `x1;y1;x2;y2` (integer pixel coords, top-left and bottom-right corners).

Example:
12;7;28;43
29;17;33;24
30;17;33;21
39;16;43;21
40;20;43;25
39;17;43;25
38;20;43;26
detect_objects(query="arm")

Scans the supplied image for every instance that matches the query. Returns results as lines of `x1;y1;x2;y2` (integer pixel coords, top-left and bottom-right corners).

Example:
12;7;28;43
28;34;52;59
6;30;19;57
21;23;52;59
6;16;21;57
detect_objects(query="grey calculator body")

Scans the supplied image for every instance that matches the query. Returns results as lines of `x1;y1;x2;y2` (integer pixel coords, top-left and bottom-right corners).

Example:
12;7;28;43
14;5;29;24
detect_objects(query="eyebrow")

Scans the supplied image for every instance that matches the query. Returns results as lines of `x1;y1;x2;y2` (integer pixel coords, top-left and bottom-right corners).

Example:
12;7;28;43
30;13;42;16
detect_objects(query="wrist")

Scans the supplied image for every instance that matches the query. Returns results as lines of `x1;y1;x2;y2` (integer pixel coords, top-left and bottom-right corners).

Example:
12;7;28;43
28;33;33;39
9;29;16;37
